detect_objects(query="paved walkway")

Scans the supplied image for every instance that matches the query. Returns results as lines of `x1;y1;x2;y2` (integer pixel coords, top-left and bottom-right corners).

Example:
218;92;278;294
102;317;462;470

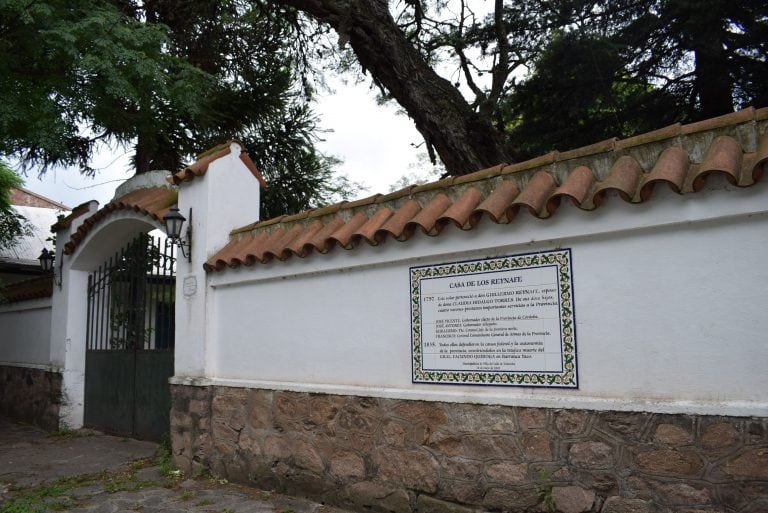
0;417;356;513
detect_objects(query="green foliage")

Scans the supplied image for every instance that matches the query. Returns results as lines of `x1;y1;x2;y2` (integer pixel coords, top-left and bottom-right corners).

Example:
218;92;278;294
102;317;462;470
250;103;364;219
0;477;87;513
502;31;680;159
0;0;201;174
0;0;350;219
501;0;768;156
157;437;179;479
536;469;556;513
0;161;30;251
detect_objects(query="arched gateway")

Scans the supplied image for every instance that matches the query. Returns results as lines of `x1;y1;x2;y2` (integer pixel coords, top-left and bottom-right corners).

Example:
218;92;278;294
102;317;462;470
51;171;178;440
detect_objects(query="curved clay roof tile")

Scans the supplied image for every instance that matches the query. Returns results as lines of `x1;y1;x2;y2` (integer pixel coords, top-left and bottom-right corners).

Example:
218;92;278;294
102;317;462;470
512;171;558;217
309;217;347;254
692;136;742;191
329;212;369;249
437;187;485;230
471;180;520;224
352;207;394;246
547;166;595;214
751;131;768;183
406;194;452;236
593;156;643;207
285;220;324;258
639;146;690;201
376;199;422;242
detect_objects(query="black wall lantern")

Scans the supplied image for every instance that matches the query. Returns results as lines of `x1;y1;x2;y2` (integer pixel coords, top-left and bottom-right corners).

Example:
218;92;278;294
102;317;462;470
163;207;192;262
38;248;62;288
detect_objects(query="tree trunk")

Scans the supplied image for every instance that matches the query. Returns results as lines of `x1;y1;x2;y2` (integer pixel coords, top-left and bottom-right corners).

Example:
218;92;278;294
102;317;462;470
279;0;513;175
691;35;733;119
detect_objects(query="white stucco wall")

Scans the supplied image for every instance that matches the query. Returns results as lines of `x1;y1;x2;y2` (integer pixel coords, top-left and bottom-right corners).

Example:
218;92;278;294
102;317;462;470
191;178;768;417
0;298;54;368
174;143;262;379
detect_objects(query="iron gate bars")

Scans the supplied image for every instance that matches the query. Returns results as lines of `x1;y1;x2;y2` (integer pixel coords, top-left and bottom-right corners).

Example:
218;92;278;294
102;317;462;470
86;233;176;352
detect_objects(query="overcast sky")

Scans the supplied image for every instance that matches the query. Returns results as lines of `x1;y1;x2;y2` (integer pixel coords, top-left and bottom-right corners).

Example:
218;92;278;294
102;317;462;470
19;76;427;210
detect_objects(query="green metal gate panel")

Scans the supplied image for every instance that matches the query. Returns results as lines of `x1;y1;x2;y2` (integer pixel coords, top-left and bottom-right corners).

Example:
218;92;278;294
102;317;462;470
133;351;174;440
84;234;175;441
84;351;135;435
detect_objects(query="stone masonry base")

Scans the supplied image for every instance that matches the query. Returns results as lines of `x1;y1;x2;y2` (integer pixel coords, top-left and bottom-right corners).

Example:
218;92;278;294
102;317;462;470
0;365;62;431
170;384;768;513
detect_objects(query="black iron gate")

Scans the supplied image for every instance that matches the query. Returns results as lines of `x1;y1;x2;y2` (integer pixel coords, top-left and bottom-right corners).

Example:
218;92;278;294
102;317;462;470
84;233;175;440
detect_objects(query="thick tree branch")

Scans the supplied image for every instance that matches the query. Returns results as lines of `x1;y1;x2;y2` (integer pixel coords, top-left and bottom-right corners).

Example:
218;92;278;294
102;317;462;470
277;0;512;175
480;0;509;119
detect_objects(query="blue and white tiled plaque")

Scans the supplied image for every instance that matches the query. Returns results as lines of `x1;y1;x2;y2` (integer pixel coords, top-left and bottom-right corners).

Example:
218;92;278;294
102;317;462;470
410;249;577;388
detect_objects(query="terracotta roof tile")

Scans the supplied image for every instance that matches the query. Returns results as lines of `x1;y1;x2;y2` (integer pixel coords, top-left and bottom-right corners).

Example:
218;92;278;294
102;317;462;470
408;194;452;236
681;108;755;135
51;201;92;232
205;109;768;273
547;165;595;214
437;187;485;230
639;146;690;200
378;199;422;241
329;212;368;249
471;180;520;224
354;207;394;245
616;123;681;149
592;156;643;206
168;142;267;188
691;136;742;191
1;275;53;303
62;187;177;256
752;129;768;183
511;171;558;216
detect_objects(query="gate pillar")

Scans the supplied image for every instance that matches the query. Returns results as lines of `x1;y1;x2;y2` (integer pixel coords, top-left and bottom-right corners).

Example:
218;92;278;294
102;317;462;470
172;142;263;380
49;201;99;429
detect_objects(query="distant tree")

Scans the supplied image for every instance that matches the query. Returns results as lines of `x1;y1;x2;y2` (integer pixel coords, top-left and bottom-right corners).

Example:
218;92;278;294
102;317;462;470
248;103;363;219
501;31;681;159
0;162;30;251
389;152;444;192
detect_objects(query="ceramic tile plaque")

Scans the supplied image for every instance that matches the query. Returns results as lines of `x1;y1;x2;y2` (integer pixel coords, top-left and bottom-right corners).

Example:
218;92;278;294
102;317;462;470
410;249;577;388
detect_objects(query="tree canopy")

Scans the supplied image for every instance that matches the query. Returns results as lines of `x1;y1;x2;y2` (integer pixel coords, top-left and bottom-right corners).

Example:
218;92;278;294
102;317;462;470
0;0;357;216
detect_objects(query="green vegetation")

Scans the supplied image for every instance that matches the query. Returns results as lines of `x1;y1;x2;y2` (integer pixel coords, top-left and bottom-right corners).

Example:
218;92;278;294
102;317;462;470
0;162;29;252
536;469;556;513
0;442;182;513
45;424;87;441
0;0;358;218
1;476;92;513
178;490;194;501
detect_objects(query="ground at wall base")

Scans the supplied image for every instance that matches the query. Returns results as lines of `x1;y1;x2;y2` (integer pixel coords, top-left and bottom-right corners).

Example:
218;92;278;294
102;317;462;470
170;384;768;513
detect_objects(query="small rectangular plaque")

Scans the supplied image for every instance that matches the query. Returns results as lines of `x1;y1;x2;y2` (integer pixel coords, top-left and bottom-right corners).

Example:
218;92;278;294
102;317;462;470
410;249;577;387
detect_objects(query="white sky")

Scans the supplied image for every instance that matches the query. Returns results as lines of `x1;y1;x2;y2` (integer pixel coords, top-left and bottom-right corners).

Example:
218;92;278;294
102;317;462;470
18;77;426;210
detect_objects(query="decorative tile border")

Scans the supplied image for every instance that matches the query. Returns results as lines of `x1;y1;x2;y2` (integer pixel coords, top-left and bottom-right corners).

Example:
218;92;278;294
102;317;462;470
410;249;577;387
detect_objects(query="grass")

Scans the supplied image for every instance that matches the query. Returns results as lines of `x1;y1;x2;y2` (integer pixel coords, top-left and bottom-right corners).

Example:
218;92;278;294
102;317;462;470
178;490;194;501
1;445;173;513
157;437;183;481
0;477;91;513
45;425;86;441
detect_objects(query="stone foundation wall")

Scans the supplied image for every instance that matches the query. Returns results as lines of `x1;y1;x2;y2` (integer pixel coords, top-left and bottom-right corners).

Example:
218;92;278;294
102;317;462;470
170;384;768;513
0;365;62;430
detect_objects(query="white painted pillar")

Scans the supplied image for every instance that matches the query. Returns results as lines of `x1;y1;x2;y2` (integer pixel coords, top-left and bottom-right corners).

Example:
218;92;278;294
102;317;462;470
173;143;262;380
49;201;99;429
